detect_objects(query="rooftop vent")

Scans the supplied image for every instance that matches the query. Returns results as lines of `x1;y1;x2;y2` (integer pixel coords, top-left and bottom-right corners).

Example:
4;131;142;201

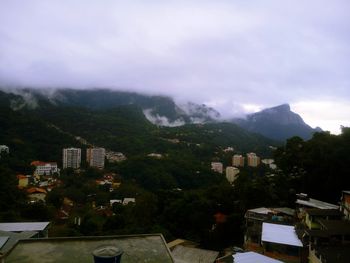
92;245;123;263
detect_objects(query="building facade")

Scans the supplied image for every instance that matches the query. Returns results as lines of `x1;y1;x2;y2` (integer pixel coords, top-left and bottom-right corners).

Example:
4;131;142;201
225;166;240;184
232;154;245;167
247;153;260;167
86;148;105;169
31;161;59;176
63;148;81;169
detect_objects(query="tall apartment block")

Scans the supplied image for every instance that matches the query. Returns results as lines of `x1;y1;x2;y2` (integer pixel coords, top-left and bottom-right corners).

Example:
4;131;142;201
247;152;260;167
87;148;105;169
63;148;81;169
226;166;240;184
232;154;245;167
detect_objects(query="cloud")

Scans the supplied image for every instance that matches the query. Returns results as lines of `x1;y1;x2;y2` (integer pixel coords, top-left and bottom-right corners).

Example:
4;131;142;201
0;0;349;133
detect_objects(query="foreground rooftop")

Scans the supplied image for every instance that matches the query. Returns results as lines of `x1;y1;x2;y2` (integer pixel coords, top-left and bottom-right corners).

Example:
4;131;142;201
3;234;174;263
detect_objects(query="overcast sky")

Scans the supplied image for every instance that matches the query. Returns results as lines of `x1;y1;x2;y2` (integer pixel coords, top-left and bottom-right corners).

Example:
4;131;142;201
0;0;349;134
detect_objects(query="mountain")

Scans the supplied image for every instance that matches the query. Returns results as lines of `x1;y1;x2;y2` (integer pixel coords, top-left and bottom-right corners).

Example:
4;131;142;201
0;88;277;158
232;104;320;141
49;89;220;126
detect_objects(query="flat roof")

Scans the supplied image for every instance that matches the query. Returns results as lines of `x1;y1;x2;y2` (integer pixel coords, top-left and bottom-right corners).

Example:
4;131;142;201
262;223;303;247
233;252;283;263
296;198;338;210
0;222;49;232
0;230;38;255
4;234;174;263
247;207;273;215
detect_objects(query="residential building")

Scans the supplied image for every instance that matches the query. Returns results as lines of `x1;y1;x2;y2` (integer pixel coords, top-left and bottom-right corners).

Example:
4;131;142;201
261;222;304;263
244;207;295;251
246;153;260;167
86;147;105;169
304;209;342;230
62;148;81;169
27;187;47;203
340;190;350;220
123;198;136;205
225;166;239;184
211;162;223;174
31;161;59;176
232;154;244;167
307;220;350;263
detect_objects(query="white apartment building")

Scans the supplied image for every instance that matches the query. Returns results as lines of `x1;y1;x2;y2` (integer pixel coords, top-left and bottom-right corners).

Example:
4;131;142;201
211;162;223;174
247;152;260;167
63;148;81;169
226;166;240;184
232;154;245;167
31;161;59;176
86;148;105;169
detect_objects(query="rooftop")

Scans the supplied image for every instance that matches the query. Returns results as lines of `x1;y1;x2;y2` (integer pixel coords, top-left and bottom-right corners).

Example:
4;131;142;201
0;230;37;255
296;198;338;210
0;222;50;232
233;251;283;263
172;245;219;263
4;234;174;263
262;223;303;247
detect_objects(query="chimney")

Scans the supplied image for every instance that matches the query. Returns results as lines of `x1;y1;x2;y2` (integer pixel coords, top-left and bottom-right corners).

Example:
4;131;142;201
92;245;123;263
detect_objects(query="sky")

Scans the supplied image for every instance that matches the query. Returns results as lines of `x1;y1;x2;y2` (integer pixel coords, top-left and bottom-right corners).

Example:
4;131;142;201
0;0;349;134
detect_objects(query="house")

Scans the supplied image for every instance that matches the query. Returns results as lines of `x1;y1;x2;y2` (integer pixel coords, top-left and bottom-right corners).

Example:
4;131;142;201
307;220;350;263
261;222;304;263
295;193;338;220
27;187;47;203
244;207;295;251
304;209;343;230
2;234;174;262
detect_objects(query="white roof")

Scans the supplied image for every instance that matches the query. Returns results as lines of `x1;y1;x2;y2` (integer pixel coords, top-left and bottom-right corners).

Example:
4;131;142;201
247;207;273;214
233;252;283;263
262;223;303;247
0;222;50;232
296;198;338;209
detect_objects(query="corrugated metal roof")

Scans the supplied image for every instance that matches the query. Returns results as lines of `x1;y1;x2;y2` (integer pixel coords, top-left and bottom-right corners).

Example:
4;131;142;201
0;222;49;232
296;198;338;209
233;252;283;263
262;223;303;247
247;207;273;214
